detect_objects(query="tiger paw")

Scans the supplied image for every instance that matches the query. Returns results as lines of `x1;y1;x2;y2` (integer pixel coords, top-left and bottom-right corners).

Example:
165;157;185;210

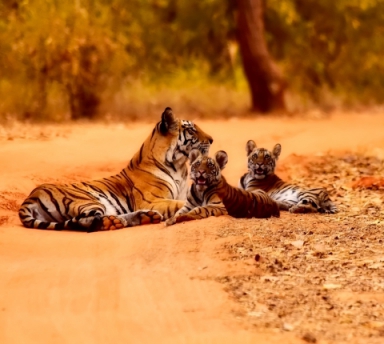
100;215;125;230
139;210;163;225
289;204;317;214
175;214;197;223
165;217;176;226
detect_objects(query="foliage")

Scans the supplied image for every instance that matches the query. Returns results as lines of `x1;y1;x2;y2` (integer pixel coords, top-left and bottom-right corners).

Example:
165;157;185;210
265;0;384;106
0;0;383;120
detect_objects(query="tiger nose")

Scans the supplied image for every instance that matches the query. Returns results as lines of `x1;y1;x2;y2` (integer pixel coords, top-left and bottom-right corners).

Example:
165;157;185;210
208;138;213;144
199;170;205;174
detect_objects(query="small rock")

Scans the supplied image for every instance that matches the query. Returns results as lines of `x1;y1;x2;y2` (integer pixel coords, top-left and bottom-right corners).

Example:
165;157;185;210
248;311;263;317
283;322;294;331
291;240;304;248
302;332;317;343
365;321;384;329
313;244;325;252
323;283;342;290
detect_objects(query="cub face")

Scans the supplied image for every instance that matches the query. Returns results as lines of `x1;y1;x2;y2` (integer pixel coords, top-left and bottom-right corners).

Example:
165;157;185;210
189;149;228;191
246;140;281;180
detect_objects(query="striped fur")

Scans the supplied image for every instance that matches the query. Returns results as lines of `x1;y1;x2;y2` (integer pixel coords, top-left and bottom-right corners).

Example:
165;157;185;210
166;150;280;225
239;140;338;214
19;107;213;231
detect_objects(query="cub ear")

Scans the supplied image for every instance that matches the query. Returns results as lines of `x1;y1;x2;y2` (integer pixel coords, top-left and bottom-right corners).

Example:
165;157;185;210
189;149;202;164
215;150;228;170
160;107;177;134
246;140;257;156
272;144;282;159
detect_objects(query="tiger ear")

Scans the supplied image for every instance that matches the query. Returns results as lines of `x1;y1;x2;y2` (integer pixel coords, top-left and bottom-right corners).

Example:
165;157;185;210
160;107;178;134
189;149;202;164
215;150;228;170
246;140;257;156
272;144;282;159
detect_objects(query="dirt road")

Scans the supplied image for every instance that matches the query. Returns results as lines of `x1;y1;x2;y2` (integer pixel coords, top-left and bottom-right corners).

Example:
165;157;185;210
1;112;384;343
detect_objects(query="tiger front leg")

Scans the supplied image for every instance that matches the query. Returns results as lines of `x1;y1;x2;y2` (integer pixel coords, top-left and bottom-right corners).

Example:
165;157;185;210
276;200;295;211
167;205;228;226
148;199;185;220
165;204;191;226
98;210;163;231
289;200;318;214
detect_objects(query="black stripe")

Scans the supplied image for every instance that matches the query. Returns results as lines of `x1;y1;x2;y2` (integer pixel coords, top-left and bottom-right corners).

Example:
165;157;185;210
54;223;64;230
148;180;174;197
110;193;127;214
37;221;50;229
62;197;73;213
148;157;174;178
165;159;177;172
44;189;63;221
132;185;151;203
150;127;156;139
138;144;144;164
30;197;57;222
19;213;31;220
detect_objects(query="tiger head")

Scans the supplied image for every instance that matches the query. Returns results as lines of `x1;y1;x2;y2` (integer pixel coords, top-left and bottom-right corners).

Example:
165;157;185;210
189;149;228;191
246;140;281;179
158;107;213;165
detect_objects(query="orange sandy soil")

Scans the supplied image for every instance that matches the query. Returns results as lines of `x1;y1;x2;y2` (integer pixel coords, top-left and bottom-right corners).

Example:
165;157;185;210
0;112;384;344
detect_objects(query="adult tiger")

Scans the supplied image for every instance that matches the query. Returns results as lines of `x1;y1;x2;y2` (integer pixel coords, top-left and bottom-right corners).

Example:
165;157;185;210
19;107;213;231
166;149;280;225
239;140;338;214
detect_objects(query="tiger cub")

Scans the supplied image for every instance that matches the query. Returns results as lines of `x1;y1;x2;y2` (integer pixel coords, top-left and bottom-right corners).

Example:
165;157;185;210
19;107;213;232
239;140;338;214
166;149;280;225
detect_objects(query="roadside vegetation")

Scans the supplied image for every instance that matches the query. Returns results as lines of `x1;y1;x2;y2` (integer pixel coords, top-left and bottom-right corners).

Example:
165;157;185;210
0;0;383;121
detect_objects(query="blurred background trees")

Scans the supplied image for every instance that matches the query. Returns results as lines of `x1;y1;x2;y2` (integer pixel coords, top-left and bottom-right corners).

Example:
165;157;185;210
0;0;383;121
237;0;286;113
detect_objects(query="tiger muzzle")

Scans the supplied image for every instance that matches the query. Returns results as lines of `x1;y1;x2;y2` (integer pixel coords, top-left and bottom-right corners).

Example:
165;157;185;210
254;166;265;175
196;171;207;185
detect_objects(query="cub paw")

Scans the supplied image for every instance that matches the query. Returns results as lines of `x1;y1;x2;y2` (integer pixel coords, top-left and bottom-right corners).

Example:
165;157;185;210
289;204;317;214
165;217;176;226
165;214;195;226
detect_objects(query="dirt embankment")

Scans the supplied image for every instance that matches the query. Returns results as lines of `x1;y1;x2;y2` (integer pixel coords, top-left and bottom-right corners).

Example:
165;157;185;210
1;112;384;344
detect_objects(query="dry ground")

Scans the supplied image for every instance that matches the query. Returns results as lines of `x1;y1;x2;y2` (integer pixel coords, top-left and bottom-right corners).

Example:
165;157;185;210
0;112;384;344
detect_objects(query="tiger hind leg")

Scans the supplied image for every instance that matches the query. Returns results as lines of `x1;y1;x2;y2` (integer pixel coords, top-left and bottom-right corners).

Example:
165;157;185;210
47;210;162;232
321;201;338;214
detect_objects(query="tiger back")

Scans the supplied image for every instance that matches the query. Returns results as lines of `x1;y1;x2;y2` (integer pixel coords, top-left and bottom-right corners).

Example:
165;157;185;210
166;149;280;225
19;107;213;231
239;140;338;214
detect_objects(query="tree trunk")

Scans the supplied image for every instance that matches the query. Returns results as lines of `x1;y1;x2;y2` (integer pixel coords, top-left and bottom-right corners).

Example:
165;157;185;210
67;44;100;120
236;0;286;113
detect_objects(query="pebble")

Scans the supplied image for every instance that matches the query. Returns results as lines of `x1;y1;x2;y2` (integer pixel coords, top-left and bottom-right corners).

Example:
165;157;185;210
302;332;317;343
